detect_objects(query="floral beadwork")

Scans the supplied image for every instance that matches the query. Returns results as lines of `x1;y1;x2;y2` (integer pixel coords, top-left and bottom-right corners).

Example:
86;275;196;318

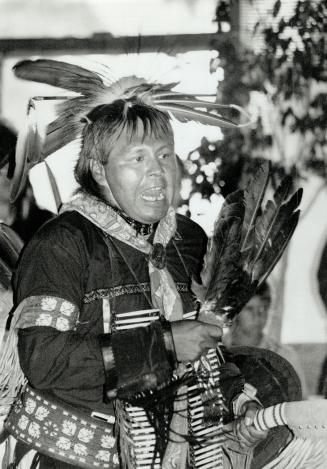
25;398;36;414
35;406;49;421
101;434;115;449
44;420;59;437
60;301;75;316
78;427;94;443
74;443;88;456
41;297;57;311
96;450;110;462
35;313;52;326
17;296;79;331
56;437;71;451
6;381;116;468
62;420;77;436
28;422;41;438
56;317;70;331
17;415;29;430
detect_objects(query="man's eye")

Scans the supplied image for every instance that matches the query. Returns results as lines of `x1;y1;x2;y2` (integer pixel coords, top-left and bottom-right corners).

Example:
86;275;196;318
159;153;171;160
135;154;144;162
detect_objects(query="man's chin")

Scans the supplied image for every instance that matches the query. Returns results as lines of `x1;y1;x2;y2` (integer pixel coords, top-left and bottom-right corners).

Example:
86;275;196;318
137;206;170;225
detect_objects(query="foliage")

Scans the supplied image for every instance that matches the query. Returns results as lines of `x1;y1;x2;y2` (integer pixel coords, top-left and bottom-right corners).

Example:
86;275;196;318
182;0;327;206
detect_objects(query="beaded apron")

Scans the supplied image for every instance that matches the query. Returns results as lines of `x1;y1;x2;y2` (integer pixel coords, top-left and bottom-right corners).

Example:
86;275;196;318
114;308;225;469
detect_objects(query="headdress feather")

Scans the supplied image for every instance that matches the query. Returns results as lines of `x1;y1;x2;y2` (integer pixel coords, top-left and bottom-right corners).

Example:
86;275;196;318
12;58;251;200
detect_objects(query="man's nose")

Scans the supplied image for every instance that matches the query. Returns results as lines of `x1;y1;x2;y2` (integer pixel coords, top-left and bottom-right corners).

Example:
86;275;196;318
146;154;163;175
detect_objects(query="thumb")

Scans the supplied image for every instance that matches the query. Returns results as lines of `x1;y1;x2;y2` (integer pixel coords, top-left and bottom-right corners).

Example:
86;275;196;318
243;405;259;426
244;415;253;427
206;323;223;338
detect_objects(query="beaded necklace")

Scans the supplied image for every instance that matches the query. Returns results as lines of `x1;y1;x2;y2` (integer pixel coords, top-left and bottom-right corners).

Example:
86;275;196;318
110;206;154;236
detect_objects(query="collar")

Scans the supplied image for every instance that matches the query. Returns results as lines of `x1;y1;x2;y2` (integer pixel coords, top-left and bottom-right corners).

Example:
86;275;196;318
60;191;176;256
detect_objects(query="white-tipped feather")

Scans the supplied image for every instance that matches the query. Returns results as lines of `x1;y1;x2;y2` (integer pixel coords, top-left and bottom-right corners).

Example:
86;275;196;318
12;58;251;199
156;103;239;127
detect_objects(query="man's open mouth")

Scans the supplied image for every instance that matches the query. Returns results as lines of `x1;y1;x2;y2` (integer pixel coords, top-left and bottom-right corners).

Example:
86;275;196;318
141;187;165;202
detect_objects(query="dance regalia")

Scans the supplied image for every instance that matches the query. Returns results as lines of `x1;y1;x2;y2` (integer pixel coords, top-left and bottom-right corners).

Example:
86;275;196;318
2;58;316;469
3;193;298;468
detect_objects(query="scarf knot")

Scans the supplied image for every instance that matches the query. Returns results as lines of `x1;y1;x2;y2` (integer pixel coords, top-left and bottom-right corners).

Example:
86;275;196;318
150;243;166;269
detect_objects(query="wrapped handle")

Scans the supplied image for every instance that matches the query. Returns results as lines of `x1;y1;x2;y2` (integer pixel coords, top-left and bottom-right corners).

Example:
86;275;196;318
253;400;327;439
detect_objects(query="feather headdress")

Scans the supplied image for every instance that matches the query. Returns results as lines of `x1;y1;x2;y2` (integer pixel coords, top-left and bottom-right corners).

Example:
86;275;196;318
192;161;303;327
12;58;251;201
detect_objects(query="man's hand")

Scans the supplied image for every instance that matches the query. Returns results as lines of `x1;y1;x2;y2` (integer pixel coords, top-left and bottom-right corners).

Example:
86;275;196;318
171;320;222;363
225;400;268;449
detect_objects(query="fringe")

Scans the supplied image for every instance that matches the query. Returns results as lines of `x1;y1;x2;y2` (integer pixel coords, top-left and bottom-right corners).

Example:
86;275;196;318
0;300;26;437
115;399;134;469
262;436;327;469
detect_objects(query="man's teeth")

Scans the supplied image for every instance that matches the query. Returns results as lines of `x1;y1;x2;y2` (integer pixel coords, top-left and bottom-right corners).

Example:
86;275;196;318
142;193;164;201
141;188;165;201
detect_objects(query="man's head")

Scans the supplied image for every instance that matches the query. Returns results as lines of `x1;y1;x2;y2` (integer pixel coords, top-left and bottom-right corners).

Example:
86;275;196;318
230;282;272;347
75;100;177;224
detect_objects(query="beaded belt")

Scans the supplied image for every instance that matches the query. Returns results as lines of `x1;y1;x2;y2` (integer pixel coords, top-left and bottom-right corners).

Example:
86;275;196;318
5;385;119;468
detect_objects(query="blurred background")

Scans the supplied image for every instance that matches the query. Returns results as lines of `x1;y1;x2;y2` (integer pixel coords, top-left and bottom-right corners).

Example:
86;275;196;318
0;0;326;397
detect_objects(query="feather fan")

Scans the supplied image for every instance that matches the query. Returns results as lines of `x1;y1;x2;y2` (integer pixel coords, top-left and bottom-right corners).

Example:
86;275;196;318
12;58;251;200
193;163;302;327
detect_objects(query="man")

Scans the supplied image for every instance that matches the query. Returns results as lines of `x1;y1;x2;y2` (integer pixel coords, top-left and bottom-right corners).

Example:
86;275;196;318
226;282;307;398
4;60;283;469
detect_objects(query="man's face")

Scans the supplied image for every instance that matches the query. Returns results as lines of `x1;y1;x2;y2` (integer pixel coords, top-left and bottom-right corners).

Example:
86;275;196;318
237;295;269;337
101;123;176;224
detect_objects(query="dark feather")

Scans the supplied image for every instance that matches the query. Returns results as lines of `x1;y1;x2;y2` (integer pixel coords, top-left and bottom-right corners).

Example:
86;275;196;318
241;160;270;253
44;161;62;213
44;116;80;157
14;59;104;95
192;190;245;309
252;188;303;282
193;163;302;326
252;179;299;266
258;209;301;285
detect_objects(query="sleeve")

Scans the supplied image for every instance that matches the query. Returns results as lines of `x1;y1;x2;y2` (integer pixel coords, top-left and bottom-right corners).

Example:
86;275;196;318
14;220;106;392
14;220;86;308
14;220;177;397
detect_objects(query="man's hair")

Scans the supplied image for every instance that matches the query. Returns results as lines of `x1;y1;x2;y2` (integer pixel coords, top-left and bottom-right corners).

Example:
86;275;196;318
75;100;173;198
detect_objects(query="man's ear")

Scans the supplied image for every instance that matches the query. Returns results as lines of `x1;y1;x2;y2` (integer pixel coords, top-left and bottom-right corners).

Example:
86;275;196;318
90;159;107;187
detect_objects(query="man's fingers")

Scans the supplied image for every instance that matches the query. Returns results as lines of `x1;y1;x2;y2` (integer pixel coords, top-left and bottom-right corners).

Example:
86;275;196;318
242;401;260;426
203;323;222;339
237;420;268;447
